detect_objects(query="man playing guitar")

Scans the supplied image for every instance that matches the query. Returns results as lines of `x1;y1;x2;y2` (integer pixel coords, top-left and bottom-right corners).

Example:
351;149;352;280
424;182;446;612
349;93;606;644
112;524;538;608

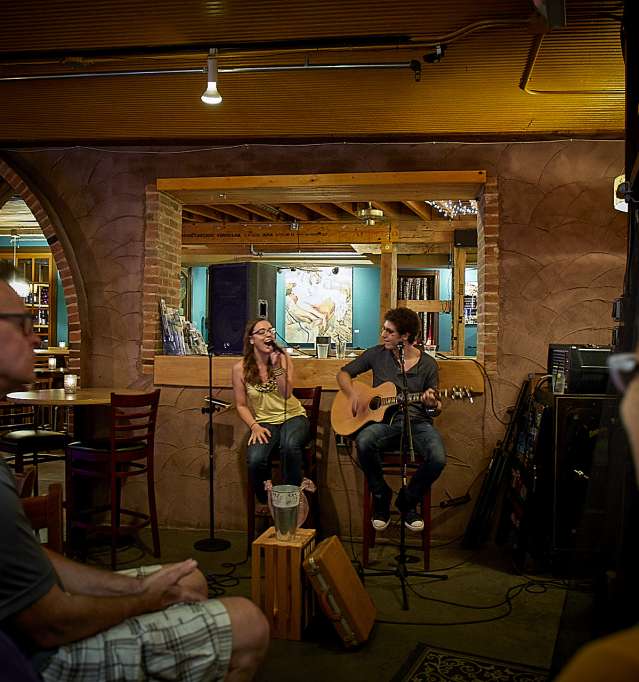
336;307;446;532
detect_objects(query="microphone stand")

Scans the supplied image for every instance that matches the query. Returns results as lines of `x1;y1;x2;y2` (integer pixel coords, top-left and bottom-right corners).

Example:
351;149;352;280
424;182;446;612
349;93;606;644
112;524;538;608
194;346;231;552
367;341;447;610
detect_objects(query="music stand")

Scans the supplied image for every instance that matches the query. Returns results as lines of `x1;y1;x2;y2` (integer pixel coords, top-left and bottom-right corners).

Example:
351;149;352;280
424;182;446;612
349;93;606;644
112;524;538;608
367;342;447;610
194;347;231;552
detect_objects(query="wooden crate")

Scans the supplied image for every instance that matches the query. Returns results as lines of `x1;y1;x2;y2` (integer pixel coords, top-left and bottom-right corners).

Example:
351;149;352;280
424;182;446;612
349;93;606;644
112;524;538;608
251;527;316;640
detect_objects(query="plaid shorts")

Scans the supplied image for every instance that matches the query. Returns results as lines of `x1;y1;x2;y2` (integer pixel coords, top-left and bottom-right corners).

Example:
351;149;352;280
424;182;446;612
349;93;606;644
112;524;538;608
40;565;233;682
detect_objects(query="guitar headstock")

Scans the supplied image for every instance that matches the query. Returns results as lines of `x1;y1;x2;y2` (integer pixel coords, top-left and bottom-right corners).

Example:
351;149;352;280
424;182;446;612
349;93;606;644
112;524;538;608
439;385;477;403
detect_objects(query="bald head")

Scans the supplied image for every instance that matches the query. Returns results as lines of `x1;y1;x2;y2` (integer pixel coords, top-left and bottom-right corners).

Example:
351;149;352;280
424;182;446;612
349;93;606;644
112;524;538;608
0;278;39;397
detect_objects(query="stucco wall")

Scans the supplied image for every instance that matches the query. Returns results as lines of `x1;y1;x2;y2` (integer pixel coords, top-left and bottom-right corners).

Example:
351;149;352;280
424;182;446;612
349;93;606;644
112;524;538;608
1;141;627;539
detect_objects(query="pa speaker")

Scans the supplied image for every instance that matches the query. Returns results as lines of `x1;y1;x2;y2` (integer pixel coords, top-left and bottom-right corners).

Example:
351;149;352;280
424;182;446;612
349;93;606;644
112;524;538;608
453;229;477;247
207;263;276;355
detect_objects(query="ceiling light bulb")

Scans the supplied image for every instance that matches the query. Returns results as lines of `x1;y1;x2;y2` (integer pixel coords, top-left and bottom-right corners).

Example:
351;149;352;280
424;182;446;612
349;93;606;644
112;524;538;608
201;51;222;104
9;277;30;298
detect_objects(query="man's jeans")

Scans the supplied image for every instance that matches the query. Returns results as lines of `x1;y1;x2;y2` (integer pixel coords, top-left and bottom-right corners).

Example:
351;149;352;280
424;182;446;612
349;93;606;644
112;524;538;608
355;416;446;505
247;415;310;503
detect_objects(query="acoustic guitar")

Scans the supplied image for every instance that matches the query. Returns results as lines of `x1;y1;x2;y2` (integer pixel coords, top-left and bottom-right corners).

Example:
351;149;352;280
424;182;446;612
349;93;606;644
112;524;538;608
331;380;475;436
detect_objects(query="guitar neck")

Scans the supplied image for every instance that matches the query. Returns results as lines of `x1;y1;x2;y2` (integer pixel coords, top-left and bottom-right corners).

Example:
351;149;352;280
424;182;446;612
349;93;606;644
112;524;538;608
380;391;424;407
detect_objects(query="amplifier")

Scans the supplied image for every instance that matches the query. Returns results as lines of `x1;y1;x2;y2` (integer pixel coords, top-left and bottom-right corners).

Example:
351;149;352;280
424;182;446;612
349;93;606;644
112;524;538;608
547;344;611;394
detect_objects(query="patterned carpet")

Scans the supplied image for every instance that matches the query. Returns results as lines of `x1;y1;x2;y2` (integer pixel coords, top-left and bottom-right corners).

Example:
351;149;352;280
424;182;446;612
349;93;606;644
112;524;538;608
391;644;549;682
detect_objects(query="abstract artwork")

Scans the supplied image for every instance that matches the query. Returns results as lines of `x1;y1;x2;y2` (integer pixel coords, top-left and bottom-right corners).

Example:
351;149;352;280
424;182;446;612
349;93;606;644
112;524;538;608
284;267;352;344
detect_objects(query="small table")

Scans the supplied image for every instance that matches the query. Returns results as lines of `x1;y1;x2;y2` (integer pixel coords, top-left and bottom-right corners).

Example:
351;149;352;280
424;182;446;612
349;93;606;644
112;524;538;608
7;388;149;440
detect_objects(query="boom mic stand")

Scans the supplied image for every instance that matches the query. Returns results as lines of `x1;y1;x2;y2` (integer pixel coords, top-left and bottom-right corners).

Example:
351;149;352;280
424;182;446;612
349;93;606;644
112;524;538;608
194;345;231;552
367;341;447;610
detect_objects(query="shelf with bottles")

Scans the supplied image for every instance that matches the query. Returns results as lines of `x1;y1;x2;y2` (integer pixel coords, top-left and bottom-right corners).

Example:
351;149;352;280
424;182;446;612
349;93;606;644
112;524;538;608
0;250;57;346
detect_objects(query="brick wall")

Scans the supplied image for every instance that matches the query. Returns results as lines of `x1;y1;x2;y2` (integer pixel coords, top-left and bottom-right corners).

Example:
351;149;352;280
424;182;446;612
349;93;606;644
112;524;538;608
142;185;182;373
0;158;81;375
477;176;499;376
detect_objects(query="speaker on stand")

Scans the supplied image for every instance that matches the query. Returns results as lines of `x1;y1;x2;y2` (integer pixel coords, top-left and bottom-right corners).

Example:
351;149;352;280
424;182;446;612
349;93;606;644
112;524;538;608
208;263;276;355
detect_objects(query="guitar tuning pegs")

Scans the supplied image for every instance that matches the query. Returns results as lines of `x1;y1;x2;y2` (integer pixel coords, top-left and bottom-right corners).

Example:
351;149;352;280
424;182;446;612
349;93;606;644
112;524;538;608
464;386;474;404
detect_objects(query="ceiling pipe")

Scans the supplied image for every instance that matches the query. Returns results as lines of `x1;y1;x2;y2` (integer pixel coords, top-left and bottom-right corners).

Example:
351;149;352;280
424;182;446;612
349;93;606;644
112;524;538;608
0;60;419;82
0;18;532;66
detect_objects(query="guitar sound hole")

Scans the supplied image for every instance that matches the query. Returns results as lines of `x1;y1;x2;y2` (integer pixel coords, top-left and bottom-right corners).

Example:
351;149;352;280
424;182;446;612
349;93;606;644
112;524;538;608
369;397;381;410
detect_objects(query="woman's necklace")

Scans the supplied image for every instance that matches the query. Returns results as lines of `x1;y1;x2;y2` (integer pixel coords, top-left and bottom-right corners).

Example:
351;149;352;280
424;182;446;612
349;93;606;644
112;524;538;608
253;361;277;393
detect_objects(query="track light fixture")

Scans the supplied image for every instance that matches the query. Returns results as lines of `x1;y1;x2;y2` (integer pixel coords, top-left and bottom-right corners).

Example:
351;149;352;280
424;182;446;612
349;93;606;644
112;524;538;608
201;48;222;105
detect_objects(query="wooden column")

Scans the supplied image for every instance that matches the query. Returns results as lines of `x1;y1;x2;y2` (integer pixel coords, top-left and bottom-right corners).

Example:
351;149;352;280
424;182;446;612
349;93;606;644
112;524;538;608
379;242;397;323
451;246;467;356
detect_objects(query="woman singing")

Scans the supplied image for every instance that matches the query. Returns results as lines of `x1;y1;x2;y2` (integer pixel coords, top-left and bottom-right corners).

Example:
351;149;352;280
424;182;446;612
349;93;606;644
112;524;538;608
232;319;310;504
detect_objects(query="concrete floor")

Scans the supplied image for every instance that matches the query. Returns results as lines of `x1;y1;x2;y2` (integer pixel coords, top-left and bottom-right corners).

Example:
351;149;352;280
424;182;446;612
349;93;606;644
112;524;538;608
96;527;572;681
37;460;591;681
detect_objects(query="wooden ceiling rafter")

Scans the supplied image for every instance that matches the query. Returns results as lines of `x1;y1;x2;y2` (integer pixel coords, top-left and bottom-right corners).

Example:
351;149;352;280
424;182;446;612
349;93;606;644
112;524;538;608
403;200;433;221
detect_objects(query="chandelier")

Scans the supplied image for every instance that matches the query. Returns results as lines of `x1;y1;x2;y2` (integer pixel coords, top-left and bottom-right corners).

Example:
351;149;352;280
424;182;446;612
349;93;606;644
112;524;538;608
426;200;478;220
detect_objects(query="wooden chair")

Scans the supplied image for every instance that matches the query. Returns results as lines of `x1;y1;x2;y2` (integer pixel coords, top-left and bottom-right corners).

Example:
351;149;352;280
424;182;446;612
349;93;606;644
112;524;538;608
247;385;322;554
65;390;161;569
358;448;432;569
21;482;64;553
14;466;37;498
0;381;67;495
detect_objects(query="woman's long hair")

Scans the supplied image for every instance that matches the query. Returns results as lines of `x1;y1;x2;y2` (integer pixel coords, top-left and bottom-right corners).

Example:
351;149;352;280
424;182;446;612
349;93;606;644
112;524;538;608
242;318;273;386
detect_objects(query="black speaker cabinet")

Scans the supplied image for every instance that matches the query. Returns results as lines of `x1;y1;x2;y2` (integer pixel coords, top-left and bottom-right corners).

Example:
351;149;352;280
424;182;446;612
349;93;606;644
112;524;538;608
552;395;625;557
207;263;277;355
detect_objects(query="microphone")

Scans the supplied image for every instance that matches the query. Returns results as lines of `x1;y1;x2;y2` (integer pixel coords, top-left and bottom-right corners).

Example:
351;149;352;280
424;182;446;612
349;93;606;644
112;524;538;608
268;339;285;353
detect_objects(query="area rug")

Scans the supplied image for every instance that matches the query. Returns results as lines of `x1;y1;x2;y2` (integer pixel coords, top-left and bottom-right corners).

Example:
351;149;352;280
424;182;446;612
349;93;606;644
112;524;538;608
391;643;549;682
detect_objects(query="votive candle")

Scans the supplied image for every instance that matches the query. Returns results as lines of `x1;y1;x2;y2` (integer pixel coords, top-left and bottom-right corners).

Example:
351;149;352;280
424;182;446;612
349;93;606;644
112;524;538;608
63;374;78;394
48;357;57;370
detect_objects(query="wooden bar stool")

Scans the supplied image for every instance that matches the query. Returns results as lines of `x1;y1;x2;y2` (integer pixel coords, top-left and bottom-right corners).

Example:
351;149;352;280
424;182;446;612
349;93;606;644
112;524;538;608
65;390;161;569
361;451;432;569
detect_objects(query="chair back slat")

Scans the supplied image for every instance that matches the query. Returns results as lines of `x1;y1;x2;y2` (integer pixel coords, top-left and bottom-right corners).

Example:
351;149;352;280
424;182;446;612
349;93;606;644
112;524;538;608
21;483;63;553
110;391;160;452
292;386;322;441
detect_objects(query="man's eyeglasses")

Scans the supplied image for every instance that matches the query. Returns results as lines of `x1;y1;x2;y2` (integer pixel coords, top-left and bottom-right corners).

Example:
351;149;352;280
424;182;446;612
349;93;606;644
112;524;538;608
380;326;398;336
252;327;276;337
0;312;33;336
607;353;639;394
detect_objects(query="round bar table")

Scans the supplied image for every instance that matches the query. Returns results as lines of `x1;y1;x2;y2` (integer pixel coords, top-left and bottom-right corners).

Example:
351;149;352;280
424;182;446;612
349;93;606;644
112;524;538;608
7;388;150;440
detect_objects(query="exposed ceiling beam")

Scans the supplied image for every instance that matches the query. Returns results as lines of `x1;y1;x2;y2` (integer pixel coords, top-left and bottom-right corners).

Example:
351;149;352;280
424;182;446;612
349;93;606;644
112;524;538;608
243;204;282;220
159;171;486;204
301;202;342;220
209;204;253;221
273;204;312;221
183;221;399;245
403;200;433;221
353;242;451;255
184;205;227;222
372;200;400;218
335;202;359;217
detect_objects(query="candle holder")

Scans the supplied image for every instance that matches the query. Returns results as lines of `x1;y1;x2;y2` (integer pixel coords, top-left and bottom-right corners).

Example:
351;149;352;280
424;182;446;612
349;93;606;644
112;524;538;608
48;357;57;370
64;374;78;394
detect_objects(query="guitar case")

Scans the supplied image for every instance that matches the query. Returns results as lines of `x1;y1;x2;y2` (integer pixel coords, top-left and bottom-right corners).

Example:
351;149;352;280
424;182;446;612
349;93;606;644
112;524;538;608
302;535;376;647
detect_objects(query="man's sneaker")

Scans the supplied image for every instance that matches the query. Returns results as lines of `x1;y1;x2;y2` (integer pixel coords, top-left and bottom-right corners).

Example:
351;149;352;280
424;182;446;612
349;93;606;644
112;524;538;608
403;509;424;532
372;509;391;531
372;486;392;531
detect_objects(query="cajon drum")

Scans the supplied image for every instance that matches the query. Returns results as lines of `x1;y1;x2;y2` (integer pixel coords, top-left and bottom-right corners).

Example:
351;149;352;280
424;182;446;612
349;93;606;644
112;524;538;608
251;527;316;640
303;535;376;647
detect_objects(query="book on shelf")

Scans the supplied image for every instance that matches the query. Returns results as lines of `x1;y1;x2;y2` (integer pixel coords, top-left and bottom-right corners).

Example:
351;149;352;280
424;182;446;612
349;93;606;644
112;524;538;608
159;299;208;355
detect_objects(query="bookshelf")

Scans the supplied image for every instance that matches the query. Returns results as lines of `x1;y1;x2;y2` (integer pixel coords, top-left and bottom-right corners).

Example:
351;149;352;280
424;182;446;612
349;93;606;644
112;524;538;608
397;270;443;346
